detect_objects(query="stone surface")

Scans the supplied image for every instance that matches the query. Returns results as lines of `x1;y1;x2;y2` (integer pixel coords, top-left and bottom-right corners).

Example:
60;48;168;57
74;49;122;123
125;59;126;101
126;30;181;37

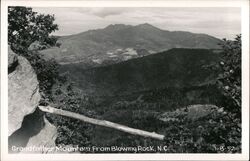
159;104;219;122
21;116;58;154
8;46;18;70
186;104;219;120
8;48;58;154
28;41;45;51
8;108;59;154
8;48;41;136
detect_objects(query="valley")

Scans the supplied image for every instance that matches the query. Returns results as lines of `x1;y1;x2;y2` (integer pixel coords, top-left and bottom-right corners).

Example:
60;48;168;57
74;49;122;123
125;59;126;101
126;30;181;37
40;24;229;151
59;48;221;96
38;23;240;153
49;48;228;151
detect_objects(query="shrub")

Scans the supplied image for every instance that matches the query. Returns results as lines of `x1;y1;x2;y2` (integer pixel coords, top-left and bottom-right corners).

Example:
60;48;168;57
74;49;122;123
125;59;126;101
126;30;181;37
217;35;241;114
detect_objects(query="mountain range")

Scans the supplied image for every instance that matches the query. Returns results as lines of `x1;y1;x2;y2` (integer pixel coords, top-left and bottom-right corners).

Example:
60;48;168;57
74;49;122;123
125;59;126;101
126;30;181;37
38;23;237;151
40;23;222;66
47;24;225;144
60;48;220;96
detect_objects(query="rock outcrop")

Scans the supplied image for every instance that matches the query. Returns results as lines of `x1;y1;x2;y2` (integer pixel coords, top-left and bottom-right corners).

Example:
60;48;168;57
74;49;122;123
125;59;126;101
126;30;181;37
8;48;18;72
8;47;41;136
158;104;220;122
21;115;58;154
8;47;57;153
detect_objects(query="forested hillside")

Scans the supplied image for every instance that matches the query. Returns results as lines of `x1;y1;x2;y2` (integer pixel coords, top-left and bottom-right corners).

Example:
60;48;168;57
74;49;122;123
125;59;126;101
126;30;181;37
60;48;220;96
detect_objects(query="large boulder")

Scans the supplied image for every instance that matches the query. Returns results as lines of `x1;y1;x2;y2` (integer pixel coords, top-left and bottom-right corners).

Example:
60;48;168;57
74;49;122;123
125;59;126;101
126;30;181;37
20;116;58;154
8;109;58;153
8;47;58;153
8;48;41;136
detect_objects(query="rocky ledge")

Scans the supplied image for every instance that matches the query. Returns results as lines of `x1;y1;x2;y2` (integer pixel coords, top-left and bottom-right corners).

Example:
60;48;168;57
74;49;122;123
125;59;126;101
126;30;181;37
8;47;57;153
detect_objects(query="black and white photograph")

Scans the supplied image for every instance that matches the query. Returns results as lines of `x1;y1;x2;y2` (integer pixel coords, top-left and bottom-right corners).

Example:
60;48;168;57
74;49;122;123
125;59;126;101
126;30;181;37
1;0;249;160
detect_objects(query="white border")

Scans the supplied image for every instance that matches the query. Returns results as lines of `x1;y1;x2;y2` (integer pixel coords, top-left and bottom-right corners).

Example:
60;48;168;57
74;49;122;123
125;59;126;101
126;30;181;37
1;0;249;161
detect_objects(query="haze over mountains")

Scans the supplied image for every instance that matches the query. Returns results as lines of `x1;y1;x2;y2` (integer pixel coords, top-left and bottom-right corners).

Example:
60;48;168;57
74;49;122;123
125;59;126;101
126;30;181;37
40;23;222;66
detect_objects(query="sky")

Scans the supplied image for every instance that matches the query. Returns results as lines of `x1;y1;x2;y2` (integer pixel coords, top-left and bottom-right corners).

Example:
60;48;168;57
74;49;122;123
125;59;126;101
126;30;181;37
33;7;241;39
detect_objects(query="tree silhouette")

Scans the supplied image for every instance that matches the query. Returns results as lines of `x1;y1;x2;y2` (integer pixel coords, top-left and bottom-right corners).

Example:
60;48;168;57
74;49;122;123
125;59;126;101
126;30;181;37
8;6;58;54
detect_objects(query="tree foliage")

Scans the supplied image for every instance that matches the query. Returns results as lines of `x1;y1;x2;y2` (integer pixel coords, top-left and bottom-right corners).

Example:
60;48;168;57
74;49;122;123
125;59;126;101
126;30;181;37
217;35;241;114
8;6;58;54
24;51;60;99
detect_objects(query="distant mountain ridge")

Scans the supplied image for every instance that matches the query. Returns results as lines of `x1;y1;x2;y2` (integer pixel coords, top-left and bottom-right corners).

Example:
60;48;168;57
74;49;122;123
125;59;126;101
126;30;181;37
40;23;222;66
60;48;220;96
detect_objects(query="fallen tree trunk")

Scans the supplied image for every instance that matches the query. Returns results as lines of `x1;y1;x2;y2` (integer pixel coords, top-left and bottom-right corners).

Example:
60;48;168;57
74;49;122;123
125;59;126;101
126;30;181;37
38;105;165;140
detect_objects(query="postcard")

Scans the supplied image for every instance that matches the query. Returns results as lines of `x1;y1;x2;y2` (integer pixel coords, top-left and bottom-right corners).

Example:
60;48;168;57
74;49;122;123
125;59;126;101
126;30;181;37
1;0;249;160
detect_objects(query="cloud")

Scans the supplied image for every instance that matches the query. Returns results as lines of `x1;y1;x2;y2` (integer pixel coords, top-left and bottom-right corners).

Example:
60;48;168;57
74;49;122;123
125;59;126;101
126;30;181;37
66;7;129;18
88;8;127;18
33;7;241;39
